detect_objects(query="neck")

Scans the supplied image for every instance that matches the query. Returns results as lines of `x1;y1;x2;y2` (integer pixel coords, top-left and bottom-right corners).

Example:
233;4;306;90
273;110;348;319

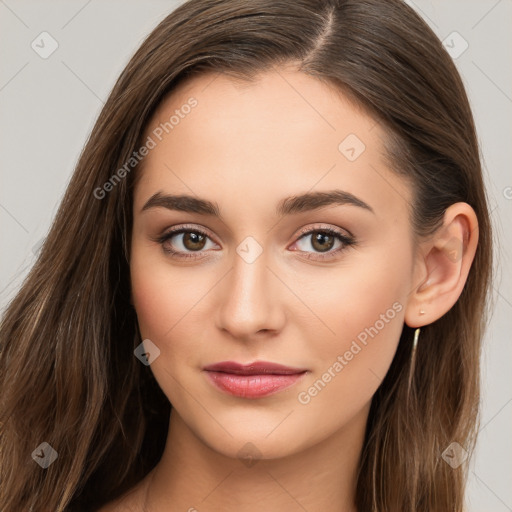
143;403;370;512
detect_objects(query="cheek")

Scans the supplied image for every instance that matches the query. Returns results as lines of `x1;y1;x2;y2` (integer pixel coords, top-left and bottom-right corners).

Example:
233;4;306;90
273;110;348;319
129;248;216;386
130;254;206;407
296;249;409;408
130;263;170;340
302;250;406;346
130;246;202;341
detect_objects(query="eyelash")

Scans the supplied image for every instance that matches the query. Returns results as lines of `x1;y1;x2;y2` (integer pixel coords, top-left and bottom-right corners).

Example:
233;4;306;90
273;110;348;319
154;223;356;261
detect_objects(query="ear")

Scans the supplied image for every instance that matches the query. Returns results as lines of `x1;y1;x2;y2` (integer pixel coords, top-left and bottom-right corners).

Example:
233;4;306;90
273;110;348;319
404;202;479;328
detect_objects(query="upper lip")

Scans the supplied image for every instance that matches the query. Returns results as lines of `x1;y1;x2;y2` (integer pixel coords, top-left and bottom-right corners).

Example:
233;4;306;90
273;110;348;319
203;360;308;375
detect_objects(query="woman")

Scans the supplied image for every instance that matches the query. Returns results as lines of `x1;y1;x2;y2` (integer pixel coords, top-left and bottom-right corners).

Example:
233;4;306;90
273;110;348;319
0;0;493;511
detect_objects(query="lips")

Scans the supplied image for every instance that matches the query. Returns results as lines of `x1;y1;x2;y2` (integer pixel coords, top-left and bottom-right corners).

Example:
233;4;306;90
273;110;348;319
203;361;308;399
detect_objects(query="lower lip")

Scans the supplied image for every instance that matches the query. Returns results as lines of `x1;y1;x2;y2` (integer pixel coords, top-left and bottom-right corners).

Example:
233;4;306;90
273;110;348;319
204;371;307;399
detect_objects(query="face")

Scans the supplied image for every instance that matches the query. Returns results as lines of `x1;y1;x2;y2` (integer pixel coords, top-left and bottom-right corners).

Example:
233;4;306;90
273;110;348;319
130;67;417;459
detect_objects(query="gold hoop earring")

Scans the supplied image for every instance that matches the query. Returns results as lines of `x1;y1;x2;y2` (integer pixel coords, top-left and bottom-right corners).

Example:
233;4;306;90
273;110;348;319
407;327;421;393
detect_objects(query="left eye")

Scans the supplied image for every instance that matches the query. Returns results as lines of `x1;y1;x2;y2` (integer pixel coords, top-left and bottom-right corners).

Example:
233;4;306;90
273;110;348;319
295;230;345;253
291;228;356;260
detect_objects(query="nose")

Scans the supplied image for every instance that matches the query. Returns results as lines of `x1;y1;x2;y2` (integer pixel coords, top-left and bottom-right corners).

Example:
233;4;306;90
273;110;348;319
216;246;285;341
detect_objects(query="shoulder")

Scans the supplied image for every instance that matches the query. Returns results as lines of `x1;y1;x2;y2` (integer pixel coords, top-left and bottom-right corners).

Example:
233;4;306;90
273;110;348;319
96;498;137;512
95;479;149;512
96;497;139;512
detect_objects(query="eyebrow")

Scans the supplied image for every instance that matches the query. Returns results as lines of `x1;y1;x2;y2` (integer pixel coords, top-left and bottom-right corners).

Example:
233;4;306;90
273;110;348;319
141;189;375;217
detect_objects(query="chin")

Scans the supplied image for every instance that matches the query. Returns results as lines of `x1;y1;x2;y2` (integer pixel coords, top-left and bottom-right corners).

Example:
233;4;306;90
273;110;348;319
191;421;305;462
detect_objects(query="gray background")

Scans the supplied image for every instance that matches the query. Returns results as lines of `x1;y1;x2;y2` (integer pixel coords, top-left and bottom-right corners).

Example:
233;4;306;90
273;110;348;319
0;1;510;510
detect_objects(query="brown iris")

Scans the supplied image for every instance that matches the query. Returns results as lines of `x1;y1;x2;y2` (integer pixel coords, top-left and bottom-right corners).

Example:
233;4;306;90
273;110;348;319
182;231;207;251
310;231;335;252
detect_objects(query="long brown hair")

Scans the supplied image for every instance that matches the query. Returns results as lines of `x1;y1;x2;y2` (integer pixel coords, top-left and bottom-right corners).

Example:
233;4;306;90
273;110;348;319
0;0;493;510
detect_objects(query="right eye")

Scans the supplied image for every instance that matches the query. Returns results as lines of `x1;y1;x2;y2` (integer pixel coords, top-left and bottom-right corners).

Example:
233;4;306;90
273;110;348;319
156;225;219;260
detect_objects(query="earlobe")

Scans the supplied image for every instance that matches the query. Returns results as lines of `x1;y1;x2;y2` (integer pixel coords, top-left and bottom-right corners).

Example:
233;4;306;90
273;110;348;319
404;202;479;328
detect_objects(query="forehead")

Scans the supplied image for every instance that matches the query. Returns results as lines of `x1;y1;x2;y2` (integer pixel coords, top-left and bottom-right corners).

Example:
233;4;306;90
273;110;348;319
135;68;412;222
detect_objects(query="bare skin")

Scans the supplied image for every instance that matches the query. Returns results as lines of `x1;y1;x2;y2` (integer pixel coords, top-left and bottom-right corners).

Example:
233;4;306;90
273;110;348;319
99;65;478;512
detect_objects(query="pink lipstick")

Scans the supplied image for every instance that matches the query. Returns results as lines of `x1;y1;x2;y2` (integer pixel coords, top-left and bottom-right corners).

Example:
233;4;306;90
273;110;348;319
203;361;308;399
